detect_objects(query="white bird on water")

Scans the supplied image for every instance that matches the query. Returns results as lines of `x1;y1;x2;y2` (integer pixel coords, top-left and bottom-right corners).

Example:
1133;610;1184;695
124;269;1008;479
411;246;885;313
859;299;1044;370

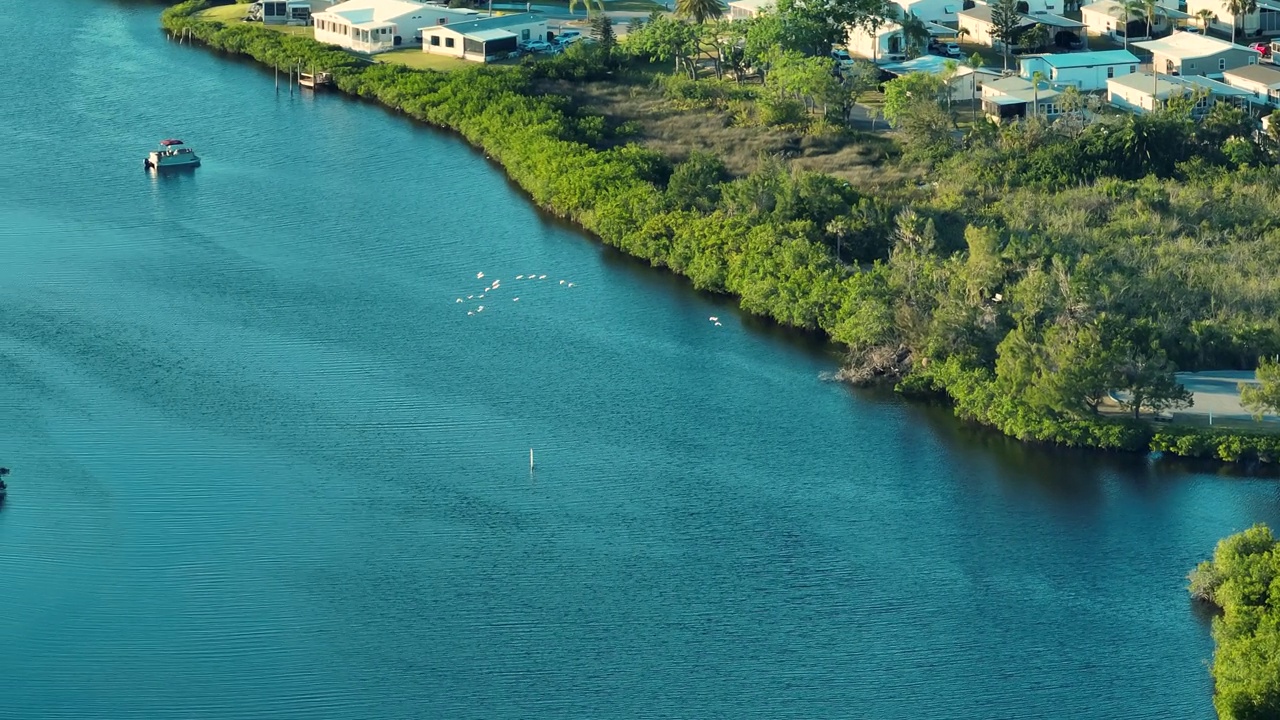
567;283;575;288
478;294;485;299
709;316;719;322
456;298;463;303
715;322;722;326
477;306;485;312
468;311;474;316
539;275;547;280
477;272;485;279
559;280;565;285
467;295;474;299
513;297;520;302
517;275;525;280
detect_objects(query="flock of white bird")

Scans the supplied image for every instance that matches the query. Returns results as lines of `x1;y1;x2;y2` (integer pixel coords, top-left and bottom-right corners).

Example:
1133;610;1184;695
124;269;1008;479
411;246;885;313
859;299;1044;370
457;271;575;315
458;271;724;327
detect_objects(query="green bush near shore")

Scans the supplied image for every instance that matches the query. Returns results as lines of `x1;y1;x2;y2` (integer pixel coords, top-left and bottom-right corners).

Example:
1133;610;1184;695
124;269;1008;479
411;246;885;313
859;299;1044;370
162;0;1280;465
1152;427;1280;463
1188;525;1280;720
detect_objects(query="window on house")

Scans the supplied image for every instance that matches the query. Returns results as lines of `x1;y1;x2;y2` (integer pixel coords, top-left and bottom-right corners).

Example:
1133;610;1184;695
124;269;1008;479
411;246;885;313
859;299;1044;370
522;29;530;39
1220;58;1227;70
1107;66;1115;78
1129;65;1135;72
439;18;448;24
446;37;455;47
431;35;440;45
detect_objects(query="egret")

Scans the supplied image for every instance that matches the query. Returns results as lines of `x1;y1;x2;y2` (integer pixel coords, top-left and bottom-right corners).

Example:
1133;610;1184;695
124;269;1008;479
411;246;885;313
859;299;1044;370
477;272;484;279
468;311;474;316
513;297;520;302
479;294;485;299
477;306;485;312
517;275;524;279
714;322;722;326
539;275;546;280
559;280;565;285
456;298;463;303
709;316;719;321
567;283;575;288
467;295;474;299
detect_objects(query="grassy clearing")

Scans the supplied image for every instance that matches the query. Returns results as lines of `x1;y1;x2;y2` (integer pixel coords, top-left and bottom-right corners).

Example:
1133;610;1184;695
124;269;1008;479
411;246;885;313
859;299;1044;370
374;48;496;72
538;74;911;186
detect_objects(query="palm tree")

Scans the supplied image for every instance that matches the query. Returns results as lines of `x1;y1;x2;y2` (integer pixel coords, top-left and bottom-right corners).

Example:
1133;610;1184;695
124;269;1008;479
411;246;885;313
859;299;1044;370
1196;7;1215;32
1142;0;1162;39
900;12;931;57
1030;69;1045;119
676;0;723;23
1024;23;1050;52
1112;0;1144;49
965;52;983;124
1225;0;1258;44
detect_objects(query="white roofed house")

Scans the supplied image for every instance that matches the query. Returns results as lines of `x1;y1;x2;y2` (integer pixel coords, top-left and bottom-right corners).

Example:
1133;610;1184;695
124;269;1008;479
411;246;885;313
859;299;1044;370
422;14;548;62
1107;71;1252;114
1134;32;1261;78
314;0;482;54
1222;63;1280;107
1019;50;1140;90
727;0;774;19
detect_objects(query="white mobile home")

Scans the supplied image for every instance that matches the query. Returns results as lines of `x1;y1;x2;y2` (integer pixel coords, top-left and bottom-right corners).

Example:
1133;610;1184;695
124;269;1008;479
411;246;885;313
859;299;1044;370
1222;63;1280;106
846;22;907;60
1019;50;1139;90
982;76;1063;120
422;14;547;62
1107;71;1251;113
957;5;1035;48
1134;32;1261;77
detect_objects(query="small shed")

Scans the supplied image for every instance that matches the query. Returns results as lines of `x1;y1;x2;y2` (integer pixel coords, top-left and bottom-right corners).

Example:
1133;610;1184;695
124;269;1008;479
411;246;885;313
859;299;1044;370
422;13;548;62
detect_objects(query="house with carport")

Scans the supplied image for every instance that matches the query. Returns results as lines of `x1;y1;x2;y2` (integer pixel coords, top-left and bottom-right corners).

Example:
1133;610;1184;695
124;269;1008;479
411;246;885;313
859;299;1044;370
982;76;1063;120
1134;33;1260;78
1222;63;1280;107
1107;71;1252;113
314;0;484;53
422;14;547;62
1019;50;1139;90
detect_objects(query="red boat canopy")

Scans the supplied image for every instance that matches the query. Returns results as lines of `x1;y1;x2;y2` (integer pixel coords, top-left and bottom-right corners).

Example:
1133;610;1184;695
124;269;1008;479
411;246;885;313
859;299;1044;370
159;139;185;146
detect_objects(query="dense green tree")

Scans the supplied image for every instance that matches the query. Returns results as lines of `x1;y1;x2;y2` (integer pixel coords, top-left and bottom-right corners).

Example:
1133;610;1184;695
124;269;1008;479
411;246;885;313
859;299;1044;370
1239;356;1280;420
990;0;1023;70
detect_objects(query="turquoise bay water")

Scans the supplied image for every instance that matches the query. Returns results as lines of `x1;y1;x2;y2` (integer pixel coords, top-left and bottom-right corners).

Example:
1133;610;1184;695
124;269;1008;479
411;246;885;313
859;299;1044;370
2;2;1279;717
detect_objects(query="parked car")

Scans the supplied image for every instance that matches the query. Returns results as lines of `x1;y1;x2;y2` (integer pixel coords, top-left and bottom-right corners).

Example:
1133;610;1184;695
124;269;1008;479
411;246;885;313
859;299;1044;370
830;48;855;68
520;39;552;53
944;42;962;57
1250;42;1270;58
557;29;582;43
1181;26;1202;34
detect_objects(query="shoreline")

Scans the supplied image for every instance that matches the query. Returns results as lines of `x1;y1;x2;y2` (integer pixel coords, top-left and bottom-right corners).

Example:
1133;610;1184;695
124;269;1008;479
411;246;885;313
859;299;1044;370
159;1;1280;467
